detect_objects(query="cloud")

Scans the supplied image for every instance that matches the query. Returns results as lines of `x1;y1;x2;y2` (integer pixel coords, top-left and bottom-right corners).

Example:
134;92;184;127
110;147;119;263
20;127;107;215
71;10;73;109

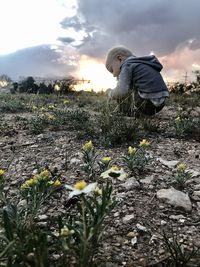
0;45;78;80
57;37;76;44
60;0;200;60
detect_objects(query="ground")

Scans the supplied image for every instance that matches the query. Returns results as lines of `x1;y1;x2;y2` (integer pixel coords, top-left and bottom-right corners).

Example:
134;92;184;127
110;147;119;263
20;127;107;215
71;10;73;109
0;91;200;266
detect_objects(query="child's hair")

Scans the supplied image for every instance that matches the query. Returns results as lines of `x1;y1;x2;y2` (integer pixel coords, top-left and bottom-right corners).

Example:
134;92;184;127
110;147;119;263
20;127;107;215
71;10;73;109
105;46;133;70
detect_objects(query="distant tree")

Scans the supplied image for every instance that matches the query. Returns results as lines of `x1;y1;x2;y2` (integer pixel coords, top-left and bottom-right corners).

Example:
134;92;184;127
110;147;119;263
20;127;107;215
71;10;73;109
10;82;18;94
38;82;53;94
18;76;38;93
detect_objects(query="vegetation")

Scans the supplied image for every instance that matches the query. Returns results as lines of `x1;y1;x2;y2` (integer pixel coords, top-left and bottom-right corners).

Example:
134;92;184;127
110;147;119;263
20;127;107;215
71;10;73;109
0;84;200;266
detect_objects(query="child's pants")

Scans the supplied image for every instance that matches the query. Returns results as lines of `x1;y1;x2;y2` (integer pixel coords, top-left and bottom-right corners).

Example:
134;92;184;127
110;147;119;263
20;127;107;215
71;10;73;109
117;90;165;117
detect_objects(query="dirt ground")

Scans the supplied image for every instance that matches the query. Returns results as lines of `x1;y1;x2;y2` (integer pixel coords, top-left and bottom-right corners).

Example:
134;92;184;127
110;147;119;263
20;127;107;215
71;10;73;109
0;93;200;266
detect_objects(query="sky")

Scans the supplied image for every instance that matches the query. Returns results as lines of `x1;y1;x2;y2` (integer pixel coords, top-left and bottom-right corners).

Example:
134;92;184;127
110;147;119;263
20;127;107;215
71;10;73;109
0;0;200;90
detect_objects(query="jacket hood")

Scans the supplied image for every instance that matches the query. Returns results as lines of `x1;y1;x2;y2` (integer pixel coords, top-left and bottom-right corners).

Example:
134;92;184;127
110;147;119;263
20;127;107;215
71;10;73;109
122;55;163;71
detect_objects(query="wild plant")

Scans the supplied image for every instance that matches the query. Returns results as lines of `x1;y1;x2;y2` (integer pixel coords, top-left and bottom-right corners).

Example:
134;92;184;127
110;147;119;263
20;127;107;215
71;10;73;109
99;104;138;146
0;169;61;266
174;116;194;136
81;141;96;179
123;139;151;174
172;163;192;190
0;168;5;202
59;180;116;267
162;228;200;266
98;156;112;172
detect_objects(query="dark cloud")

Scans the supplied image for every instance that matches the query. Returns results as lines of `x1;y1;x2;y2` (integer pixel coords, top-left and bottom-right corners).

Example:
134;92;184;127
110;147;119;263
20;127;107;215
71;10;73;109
61;0;200;59
0;45;77;80
57;37;75;44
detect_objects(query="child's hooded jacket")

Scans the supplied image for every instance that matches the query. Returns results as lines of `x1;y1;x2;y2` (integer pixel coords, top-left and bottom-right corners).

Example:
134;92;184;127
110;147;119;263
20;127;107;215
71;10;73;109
111;55;169;99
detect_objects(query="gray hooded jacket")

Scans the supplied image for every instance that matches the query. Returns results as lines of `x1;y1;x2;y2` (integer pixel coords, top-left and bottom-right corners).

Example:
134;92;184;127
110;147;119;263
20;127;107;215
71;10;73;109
111;55;169;99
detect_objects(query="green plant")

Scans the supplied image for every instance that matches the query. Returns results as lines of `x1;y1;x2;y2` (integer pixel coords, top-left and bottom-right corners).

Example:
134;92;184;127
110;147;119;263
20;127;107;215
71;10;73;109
162;228;200;266
98;156;112;172
99;105;138;146
29;113;49;134
123;139;151;174
60;180;116;267
0;170;61;266
0;169;5;202
172;163;192;190
174;116;194;136
81;141;96;179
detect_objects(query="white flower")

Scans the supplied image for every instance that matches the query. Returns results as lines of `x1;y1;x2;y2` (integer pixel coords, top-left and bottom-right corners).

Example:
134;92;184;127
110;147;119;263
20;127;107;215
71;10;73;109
65;180;97;199
100;166;127;181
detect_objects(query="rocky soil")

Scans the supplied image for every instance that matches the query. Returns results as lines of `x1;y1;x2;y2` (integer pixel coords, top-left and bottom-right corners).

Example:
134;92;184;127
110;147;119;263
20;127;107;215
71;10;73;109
0;93;200;267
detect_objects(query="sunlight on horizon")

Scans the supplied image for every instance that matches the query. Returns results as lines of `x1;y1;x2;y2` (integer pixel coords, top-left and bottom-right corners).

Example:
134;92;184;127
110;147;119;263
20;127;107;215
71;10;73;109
74;56;116;92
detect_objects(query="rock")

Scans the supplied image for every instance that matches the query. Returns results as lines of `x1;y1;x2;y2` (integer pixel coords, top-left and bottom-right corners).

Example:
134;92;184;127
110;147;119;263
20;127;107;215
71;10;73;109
157;158;179;168
188;169;200;178
122;214;134;223
140;175;154;184
70;157;81;165
121;177;140;189
169;214;186;220
136;223;148;232
156;187;192;212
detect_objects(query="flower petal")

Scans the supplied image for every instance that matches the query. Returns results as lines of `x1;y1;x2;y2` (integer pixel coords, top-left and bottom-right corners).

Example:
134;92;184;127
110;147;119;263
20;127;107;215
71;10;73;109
65;185;75;191
68;190;82;198
82;182;97;194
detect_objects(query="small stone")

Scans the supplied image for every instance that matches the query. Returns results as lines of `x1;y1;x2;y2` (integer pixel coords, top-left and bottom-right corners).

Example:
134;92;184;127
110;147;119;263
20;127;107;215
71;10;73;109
136;223;147;232
122;214;134;223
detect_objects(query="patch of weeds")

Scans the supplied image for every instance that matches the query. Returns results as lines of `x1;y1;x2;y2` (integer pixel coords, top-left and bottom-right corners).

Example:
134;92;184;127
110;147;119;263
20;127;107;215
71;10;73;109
123;139;151;175
0;119;18;136
98;107;138;146
29;114;49;134
58;180;116;267
171;163;192;190
139;117;160;133
173;116;194;137
161;228;200;267
51;108;91;131
0;97;28;113
14;115;29;130
0;169;61;267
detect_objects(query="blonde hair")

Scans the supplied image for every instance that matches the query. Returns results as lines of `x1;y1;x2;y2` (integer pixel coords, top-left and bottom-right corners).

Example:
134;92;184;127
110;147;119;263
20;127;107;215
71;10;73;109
105;46;133;70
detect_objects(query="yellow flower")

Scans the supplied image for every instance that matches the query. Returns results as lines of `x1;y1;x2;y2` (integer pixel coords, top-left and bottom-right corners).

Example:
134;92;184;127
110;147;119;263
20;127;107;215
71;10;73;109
175;116;181;124
111;165;119;171
102;156;111;163
52;179;61;188
128;146;137;155
139;139;150;148
74;180;87;190
48;105;55;109
40;169;49;177
65;181;97;198
0;169;5;176
21;178;38;189
60;226;74;237
94;186;102;195
32;105;37;111
40;107;46;112
47;114;55;120
63;100;70;104
83;140;93;151
177;163;187;172
101;166;127;181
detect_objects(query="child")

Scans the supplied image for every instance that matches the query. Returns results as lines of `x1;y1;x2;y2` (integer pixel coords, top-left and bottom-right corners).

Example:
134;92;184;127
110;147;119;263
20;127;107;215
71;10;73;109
105;46;169;116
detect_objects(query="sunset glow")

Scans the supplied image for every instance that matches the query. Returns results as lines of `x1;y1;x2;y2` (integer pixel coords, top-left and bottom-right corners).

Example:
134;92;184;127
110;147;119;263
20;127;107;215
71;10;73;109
74;56;116;92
